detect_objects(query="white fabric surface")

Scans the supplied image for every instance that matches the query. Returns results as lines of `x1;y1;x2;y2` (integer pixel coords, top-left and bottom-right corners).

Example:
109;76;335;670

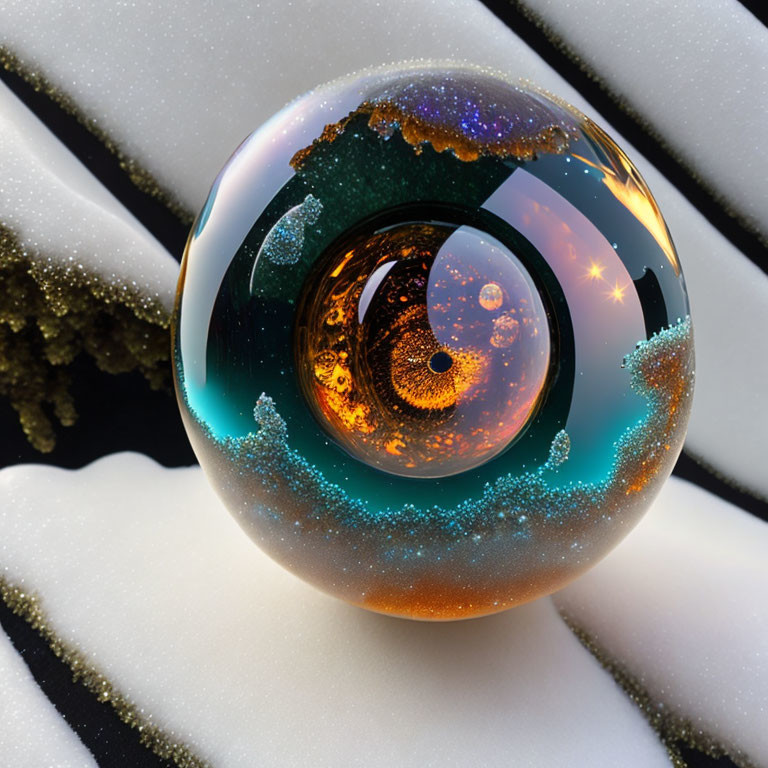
0;454;673;768
521;0;768;239
0;81;177;315
0;3;765;762
1;0;764;495
555;477;768;764
0;630;97;767
2;0;575;212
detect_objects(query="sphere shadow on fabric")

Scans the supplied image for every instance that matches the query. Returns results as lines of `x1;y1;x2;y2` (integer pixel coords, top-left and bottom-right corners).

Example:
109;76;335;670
172;63;693;620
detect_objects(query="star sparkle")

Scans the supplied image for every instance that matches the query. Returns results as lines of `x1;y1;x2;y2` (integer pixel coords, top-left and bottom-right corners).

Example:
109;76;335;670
606;279;628;304
585;260;606;282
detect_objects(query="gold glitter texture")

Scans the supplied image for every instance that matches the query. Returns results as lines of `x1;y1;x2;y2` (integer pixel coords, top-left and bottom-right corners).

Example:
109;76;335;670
0;575;209;768
561;615;759;768
0;223;170;451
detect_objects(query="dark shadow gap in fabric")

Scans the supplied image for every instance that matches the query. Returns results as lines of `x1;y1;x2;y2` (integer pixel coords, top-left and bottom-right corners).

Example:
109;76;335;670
736;0;767;28
0;602;176;768
674;451;768;523
0;354;196;469
679;744;745;768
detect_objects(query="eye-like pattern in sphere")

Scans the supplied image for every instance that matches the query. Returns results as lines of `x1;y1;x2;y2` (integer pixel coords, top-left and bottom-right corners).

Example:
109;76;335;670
172;63;694;620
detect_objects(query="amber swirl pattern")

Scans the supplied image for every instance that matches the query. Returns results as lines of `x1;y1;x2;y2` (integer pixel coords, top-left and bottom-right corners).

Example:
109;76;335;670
172;64;694;619
294;221;551;478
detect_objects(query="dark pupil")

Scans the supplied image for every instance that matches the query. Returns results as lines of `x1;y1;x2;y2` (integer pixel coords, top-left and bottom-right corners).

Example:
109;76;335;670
428;351;453;374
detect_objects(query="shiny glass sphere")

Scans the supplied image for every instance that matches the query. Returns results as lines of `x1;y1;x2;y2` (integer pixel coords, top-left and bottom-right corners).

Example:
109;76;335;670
172;63;694;620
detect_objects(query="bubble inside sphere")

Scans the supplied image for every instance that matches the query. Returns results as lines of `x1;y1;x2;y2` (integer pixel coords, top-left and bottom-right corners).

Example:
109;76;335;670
479;282;504;311
172;63;694;620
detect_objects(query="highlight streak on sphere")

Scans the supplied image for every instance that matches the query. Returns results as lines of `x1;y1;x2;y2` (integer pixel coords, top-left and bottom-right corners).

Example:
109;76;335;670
172;63;694;620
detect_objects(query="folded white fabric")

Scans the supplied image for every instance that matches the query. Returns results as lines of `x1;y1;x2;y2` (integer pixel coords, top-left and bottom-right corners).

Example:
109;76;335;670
1;454;766;765
0;630;96;767
0;82;176;317
0;453;690;767
555;477;768;764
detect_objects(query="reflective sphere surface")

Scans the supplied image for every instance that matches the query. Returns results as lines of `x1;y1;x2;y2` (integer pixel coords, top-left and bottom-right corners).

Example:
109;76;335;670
173;64;694;620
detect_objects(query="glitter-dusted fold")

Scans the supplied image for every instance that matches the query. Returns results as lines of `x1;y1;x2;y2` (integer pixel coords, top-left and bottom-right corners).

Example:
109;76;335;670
0;575;210;768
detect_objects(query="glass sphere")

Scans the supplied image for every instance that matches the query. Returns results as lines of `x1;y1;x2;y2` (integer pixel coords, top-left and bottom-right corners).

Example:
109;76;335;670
172;63;694;620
